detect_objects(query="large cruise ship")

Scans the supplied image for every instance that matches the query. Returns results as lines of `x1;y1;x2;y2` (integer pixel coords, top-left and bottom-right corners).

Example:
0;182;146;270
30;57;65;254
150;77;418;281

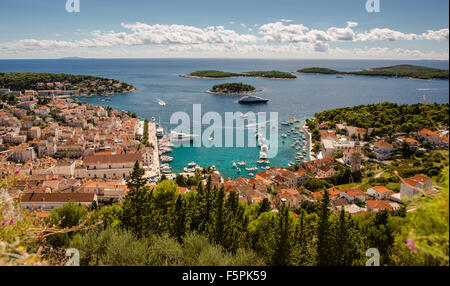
238;95;269;104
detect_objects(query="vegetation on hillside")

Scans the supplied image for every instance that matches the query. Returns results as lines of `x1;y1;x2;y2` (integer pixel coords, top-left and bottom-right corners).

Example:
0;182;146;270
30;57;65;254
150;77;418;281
209;82;257;94
297;65;449;80
296;67;340;74
0;72;134;92
312;102;449;135
188;70;296;79
2;162;449;266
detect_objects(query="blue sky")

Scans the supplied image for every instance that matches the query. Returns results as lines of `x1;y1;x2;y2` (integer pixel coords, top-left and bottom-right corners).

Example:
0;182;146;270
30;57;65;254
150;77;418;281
0;0;448;59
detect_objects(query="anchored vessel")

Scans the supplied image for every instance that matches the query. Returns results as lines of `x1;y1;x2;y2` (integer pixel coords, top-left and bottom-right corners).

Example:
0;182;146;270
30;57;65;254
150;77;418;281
238;95;269;104
169;131;196;144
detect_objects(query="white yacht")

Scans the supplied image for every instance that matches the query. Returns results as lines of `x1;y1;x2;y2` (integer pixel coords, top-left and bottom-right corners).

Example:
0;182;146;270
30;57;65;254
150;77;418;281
259;144;269;159
170;131;196;144
156;127;164;138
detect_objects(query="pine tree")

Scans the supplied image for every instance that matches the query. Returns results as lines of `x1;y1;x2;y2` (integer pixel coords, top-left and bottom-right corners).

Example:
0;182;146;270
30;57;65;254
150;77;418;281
257;198;272;216
317;188;332;266
368;209;394;265
200;176;213;234
213;186;225;245
171;194;187;243
121;160;149;239
189;182;204;232
333;207;348;265
272;203;292;266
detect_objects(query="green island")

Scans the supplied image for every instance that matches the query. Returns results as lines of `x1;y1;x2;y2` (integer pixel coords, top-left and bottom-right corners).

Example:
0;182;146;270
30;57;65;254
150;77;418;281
296;65;449;80
182;70;297;79
0;72;135;96
206;82;262;95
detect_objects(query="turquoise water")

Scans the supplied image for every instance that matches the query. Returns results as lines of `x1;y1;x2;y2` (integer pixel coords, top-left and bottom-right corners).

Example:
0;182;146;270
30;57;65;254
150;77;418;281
1;59;448;178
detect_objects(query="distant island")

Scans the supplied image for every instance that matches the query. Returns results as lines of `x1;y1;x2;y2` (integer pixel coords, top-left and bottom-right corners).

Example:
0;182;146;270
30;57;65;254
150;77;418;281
182;70;297;79
296;65;449;80
205;82;262;95
0;72;135;96
59;56;84;60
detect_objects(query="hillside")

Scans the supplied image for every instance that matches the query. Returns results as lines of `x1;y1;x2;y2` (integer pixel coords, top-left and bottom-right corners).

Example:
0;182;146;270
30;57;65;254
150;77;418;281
0;72;135;93
206;82;260;94
183;70;296;79
296;65;449;80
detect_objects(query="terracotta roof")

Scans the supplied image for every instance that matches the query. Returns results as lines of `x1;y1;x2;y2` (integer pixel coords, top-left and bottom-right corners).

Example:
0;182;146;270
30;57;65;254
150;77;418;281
279;188;299;199
404;138;419;144
256;171;270;179
327;187;341;197
294;171;306;177
411;174;430;184
83;153;140;165
374;141;393;147
370;186;392;194
403;178;419;187
366;200;393;212
21;193;96;203
419;128;439;136
342;188;365;197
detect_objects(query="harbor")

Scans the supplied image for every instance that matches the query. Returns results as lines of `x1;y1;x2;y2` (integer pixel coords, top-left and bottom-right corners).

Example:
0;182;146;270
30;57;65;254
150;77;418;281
152;115;310;179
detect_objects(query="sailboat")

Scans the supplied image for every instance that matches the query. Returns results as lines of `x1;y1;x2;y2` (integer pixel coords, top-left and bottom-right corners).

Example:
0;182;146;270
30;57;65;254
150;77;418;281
158;99;166;106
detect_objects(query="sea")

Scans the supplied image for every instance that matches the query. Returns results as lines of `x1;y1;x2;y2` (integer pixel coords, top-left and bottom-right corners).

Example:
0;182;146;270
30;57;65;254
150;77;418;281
0;58;448;178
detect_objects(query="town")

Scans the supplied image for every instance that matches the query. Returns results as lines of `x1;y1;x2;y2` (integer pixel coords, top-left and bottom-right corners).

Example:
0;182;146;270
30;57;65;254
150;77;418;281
1;84;448;222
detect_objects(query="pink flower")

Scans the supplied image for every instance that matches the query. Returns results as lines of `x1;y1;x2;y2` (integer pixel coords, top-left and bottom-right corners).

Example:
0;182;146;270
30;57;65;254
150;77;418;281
9;217;14;225
406;238;417;251
1;219;6;227
15;168;20;175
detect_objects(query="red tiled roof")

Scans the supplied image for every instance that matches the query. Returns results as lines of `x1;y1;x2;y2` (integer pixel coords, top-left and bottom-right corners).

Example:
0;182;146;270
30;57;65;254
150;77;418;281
419;129;439;136
374;141;393;147
404;138;419;144
342;188;365;197
21;193;95;203
370;186;392;194
83;153;140;165
411;174;430;184
403;178;419;187
366;200;393;212
279;188;299;199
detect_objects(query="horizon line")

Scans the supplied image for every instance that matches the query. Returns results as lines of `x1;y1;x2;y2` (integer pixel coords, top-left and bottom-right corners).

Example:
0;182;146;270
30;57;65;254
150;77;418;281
0;57;449;62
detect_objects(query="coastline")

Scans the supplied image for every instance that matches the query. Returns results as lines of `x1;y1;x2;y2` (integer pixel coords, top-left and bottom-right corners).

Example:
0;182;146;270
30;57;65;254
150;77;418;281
180;74;297;80
294;71;446;81
302;123;313;162
76;87;136;98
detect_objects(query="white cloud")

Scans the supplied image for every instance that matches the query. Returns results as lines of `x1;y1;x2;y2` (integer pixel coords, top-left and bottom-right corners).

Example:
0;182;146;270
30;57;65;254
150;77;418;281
0;21;448;60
